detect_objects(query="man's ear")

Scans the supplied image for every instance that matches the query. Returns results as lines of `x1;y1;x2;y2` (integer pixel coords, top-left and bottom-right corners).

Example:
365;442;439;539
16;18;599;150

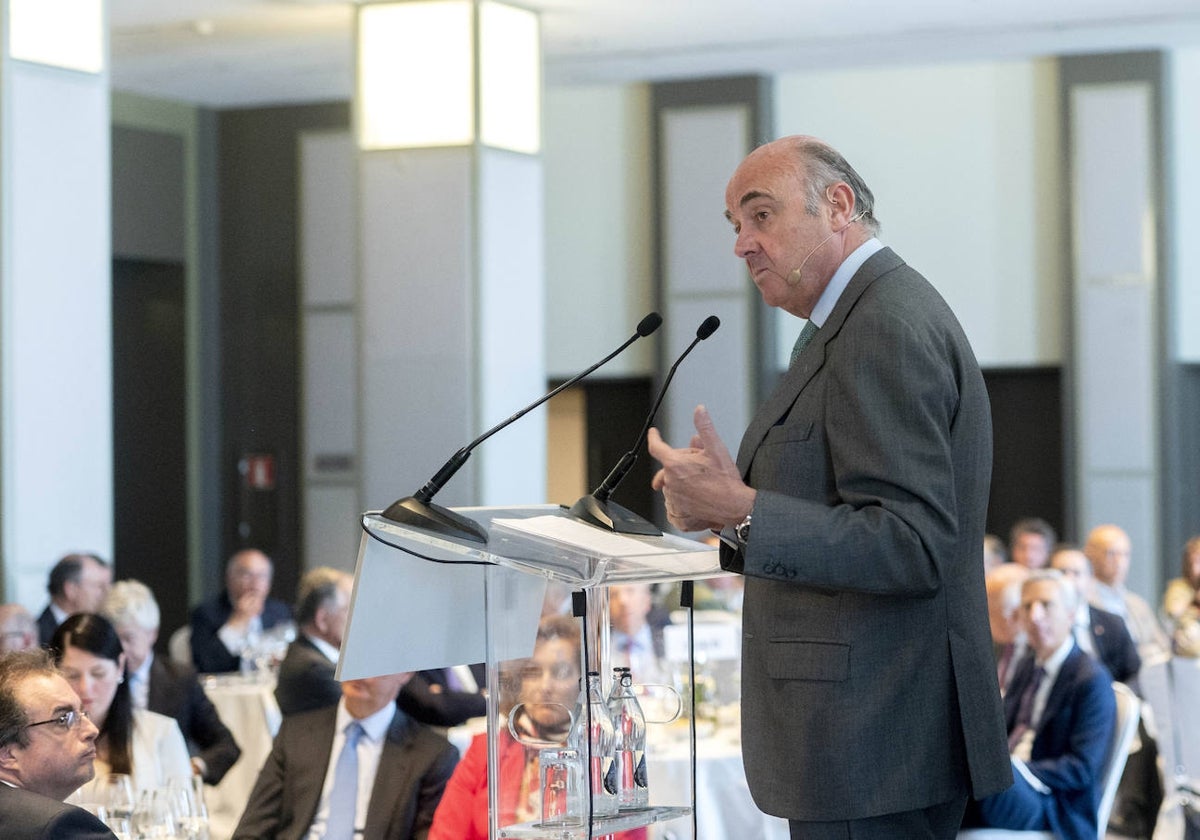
0;742;22;772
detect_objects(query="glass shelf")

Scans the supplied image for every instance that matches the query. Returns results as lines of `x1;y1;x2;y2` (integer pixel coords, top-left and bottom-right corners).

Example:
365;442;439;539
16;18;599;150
497;805;692;838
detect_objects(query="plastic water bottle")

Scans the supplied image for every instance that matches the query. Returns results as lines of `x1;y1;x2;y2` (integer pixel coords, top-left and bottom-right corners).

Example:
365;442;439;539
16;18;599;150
607;667;649;809
568;671;618;817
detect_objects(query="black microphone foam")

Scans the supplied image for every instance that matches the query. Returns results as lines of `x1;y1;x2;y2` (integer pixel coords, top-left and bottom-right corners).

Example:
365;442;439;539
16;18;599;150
567;315;721;535
380;312;663;543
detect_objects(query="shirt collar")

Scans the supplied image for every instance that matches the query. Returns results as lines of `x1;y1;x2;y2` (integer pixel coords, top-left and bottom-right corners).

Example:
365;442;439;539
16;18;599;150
807;238;884;328
335;697;397;744
132;651;154;684
306;633;340;665
1035;635;1075;678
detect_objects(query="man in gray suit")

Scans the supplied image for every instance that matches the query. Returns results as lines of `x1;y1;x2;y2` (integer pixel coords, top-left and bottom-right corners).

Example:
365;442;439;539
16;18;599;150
234;671;457;840
648;135;1011;838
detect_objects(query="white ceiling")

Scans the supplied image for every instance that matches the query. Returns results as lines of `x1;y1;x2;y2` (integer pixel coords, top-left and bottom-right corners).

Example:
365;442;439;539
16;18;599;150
109;0;1200;108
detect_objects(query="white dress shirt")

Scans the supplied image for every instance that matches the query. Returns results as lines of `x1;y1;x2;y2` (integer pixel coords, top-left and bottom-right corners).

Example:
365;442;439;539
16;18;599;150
305;699;395;840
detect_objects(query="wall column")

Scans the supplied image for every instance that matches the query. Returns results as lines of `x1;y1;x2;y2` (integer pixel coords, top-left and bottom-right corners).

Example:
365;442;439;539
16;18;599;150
0;1;112;603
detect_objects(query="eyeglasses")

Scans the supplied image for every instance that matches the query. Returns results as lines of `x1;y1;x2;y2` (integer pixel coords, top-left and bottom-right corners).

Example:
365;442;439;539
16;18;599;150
25;709;89;732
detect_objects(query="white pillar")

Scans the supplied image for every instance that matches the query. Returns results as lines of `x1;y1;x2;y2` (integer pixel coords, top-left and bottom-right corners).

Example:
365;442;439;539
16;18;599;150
0;0;112;605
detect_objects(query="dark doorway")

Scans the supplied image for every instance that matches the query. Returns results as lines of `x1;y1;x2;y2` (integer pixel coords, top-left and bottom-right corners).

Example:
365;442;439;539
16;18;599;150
983;367;1066;546
583;378;657;526
112;259;189;640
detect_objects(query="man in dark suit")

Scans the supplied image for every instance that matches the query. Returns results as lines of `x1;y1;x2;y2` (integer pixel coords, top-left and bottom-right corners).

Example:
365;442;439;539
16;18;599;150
234;672;457;840
965;569;1117;838
103;580;241;784
648;135;1011;837
0;649;117;839
1049;546;1141;684
36;553;112;646
190;548;293;673
276;567;485;726
274;567;354;716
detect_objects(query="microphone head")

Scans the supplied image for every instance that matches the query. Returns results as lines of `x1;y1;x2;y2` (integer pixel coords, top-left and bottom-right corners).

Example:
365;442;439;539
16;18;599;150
697;315;721;340
787;267;803;286
637;312;663;337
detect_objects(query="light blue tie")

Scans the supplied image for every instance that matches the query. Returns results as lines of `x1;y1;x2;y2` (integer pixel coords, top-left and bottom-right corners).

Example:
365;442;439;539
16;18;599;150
789;320;819;366
325;721;364;840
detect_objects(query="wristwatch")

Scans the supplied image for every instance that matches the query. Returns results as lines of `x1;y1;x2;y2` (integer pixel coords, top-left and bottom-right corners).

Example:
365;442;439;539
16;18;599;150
734;514;752;544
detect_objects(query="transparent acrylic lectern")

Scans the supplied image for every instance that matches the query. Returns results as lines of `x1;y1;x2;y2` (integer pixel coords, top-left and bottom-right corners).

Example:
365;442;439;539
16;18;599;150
337;505;723;839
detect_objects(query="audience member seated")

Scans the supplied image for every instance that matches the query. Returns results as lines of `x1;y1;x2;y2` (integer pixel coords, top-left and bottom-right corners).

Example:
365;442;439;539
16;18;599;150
190;548;293;674
234;671;457;840
1084;524;1170;657
985;562;1028;695
0;649;117;839
275;567;486;727
1163;534;1200;656
1049;546;1141;686
429;614;644;840
1051;545;1159;836
51;614;192;795
102;580;241;785
37;553;112;646
401;666;487;727
1009;517;1056;570
0;604;38;654
275;567;354;716
963;569;1116;839
609;583;667;685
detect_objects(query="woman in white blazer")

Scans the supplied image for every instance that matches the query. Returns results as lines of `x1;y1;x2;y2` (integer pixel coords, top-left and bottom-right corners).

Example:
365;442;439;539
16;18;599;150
52;613;191;794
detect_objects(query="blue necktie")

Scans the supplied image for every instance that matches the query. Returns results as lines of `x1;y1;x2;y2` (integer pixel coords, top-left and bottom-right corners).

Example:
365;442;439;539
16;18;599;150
790;321;819;366
325;721;364;840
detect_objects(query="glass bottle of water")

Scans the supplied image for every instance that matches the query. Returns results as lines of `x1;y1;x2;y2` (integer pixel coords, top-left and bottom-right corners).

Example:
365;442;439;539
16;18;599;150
567;671;618;817
607;666;649;809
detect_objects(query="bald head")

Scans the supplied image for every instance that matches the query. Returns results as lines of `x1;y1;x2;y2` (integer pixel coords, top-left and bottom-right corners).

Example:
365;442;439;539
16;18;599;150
1084;524;1131;587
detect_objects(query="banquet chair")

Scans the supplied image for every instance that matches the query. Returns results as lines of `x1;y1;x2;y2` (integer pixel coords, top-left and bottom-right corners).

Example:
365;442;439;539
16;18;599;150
1140;653;1200;837
958;681;1141;840
168;624;192;666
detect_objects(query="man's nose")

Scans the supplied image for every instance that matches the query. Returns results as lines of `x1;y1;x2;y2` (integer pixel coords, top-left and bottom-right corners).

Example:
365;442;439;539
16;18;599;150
80;715;99;741
734;229;756;258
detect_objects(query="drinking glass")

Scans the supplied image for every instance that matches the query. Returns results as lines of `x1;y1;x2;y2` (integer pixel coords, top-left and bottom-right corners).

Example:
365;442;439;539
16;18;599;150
133;789;178;839
101;773;136;824
106;816;134;840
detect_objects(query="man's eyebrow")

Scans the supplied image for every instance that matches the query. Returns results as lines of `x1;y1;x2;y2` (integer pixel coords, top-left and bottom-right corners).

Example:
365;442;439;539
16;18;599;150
725;189;775;223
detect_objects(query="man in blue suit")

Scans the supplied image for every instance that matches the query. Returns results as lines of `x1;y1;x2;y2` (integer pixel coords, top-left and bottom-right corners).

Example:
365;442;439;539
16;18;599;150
965;569;1116;839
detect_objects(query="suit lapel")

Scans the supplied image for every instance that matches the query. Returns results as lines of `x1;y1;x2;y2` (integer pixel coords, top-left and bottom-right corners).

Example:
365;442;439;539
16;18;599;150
362;711;414;839
736;247;904;477
295;709;338;833
1034;646;1083;739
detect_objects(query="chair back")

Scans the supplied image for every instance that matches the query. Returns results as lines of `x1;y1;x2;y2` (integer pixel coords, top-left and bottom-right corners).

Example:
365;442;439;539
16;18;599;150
1096;682;1141;833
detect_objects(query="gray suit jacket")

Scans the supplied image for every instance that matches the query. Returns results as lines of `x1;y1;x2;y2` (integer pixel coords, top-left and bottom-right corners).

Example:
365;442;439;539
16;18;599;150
233;704;458;840
724;247;1011;820
0;784;117;839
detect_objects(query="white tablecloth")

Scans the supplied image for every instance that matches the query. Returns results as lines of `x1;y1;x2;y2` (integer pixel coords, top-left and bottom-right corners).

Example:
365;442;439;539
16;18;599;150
200;674;281;840
647;723;789;840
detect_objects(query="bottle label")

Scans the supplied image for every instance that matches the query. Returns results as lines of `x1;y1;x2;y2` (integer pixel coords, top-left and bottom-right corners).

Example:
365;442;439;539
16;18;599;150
634;750;648;788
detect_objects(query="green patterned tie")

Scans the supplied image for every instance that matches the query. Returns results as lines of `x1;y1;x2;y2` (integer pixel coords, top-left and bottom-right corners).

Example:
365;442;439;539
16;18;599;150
789;321;819;366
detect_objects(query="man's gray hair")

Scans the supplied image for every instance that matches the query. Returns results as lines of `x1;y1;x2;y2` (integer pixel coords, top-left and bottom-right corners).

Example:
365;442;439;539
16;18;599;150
793;137;881;237
102;579;161;631
295;567;351;626
1024;568;1080;615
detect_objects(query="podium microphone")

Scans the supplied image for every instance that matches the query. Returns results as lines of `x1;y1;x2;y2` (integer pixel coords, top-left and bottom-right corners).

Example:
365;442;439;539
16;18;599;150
568;315;720;535
380;312;664;544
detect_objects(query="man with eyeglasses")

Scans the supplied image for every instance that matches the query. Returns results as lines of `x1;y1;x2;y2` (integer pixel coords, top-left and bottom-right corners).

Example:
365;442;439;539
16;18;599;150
189;548;293;674
0;649;116;838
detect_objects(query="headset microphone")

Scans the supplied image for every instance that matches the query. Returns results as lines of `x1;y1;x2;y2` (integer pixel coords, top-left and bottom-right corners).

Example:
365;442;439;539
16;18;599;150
786;211;866;286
